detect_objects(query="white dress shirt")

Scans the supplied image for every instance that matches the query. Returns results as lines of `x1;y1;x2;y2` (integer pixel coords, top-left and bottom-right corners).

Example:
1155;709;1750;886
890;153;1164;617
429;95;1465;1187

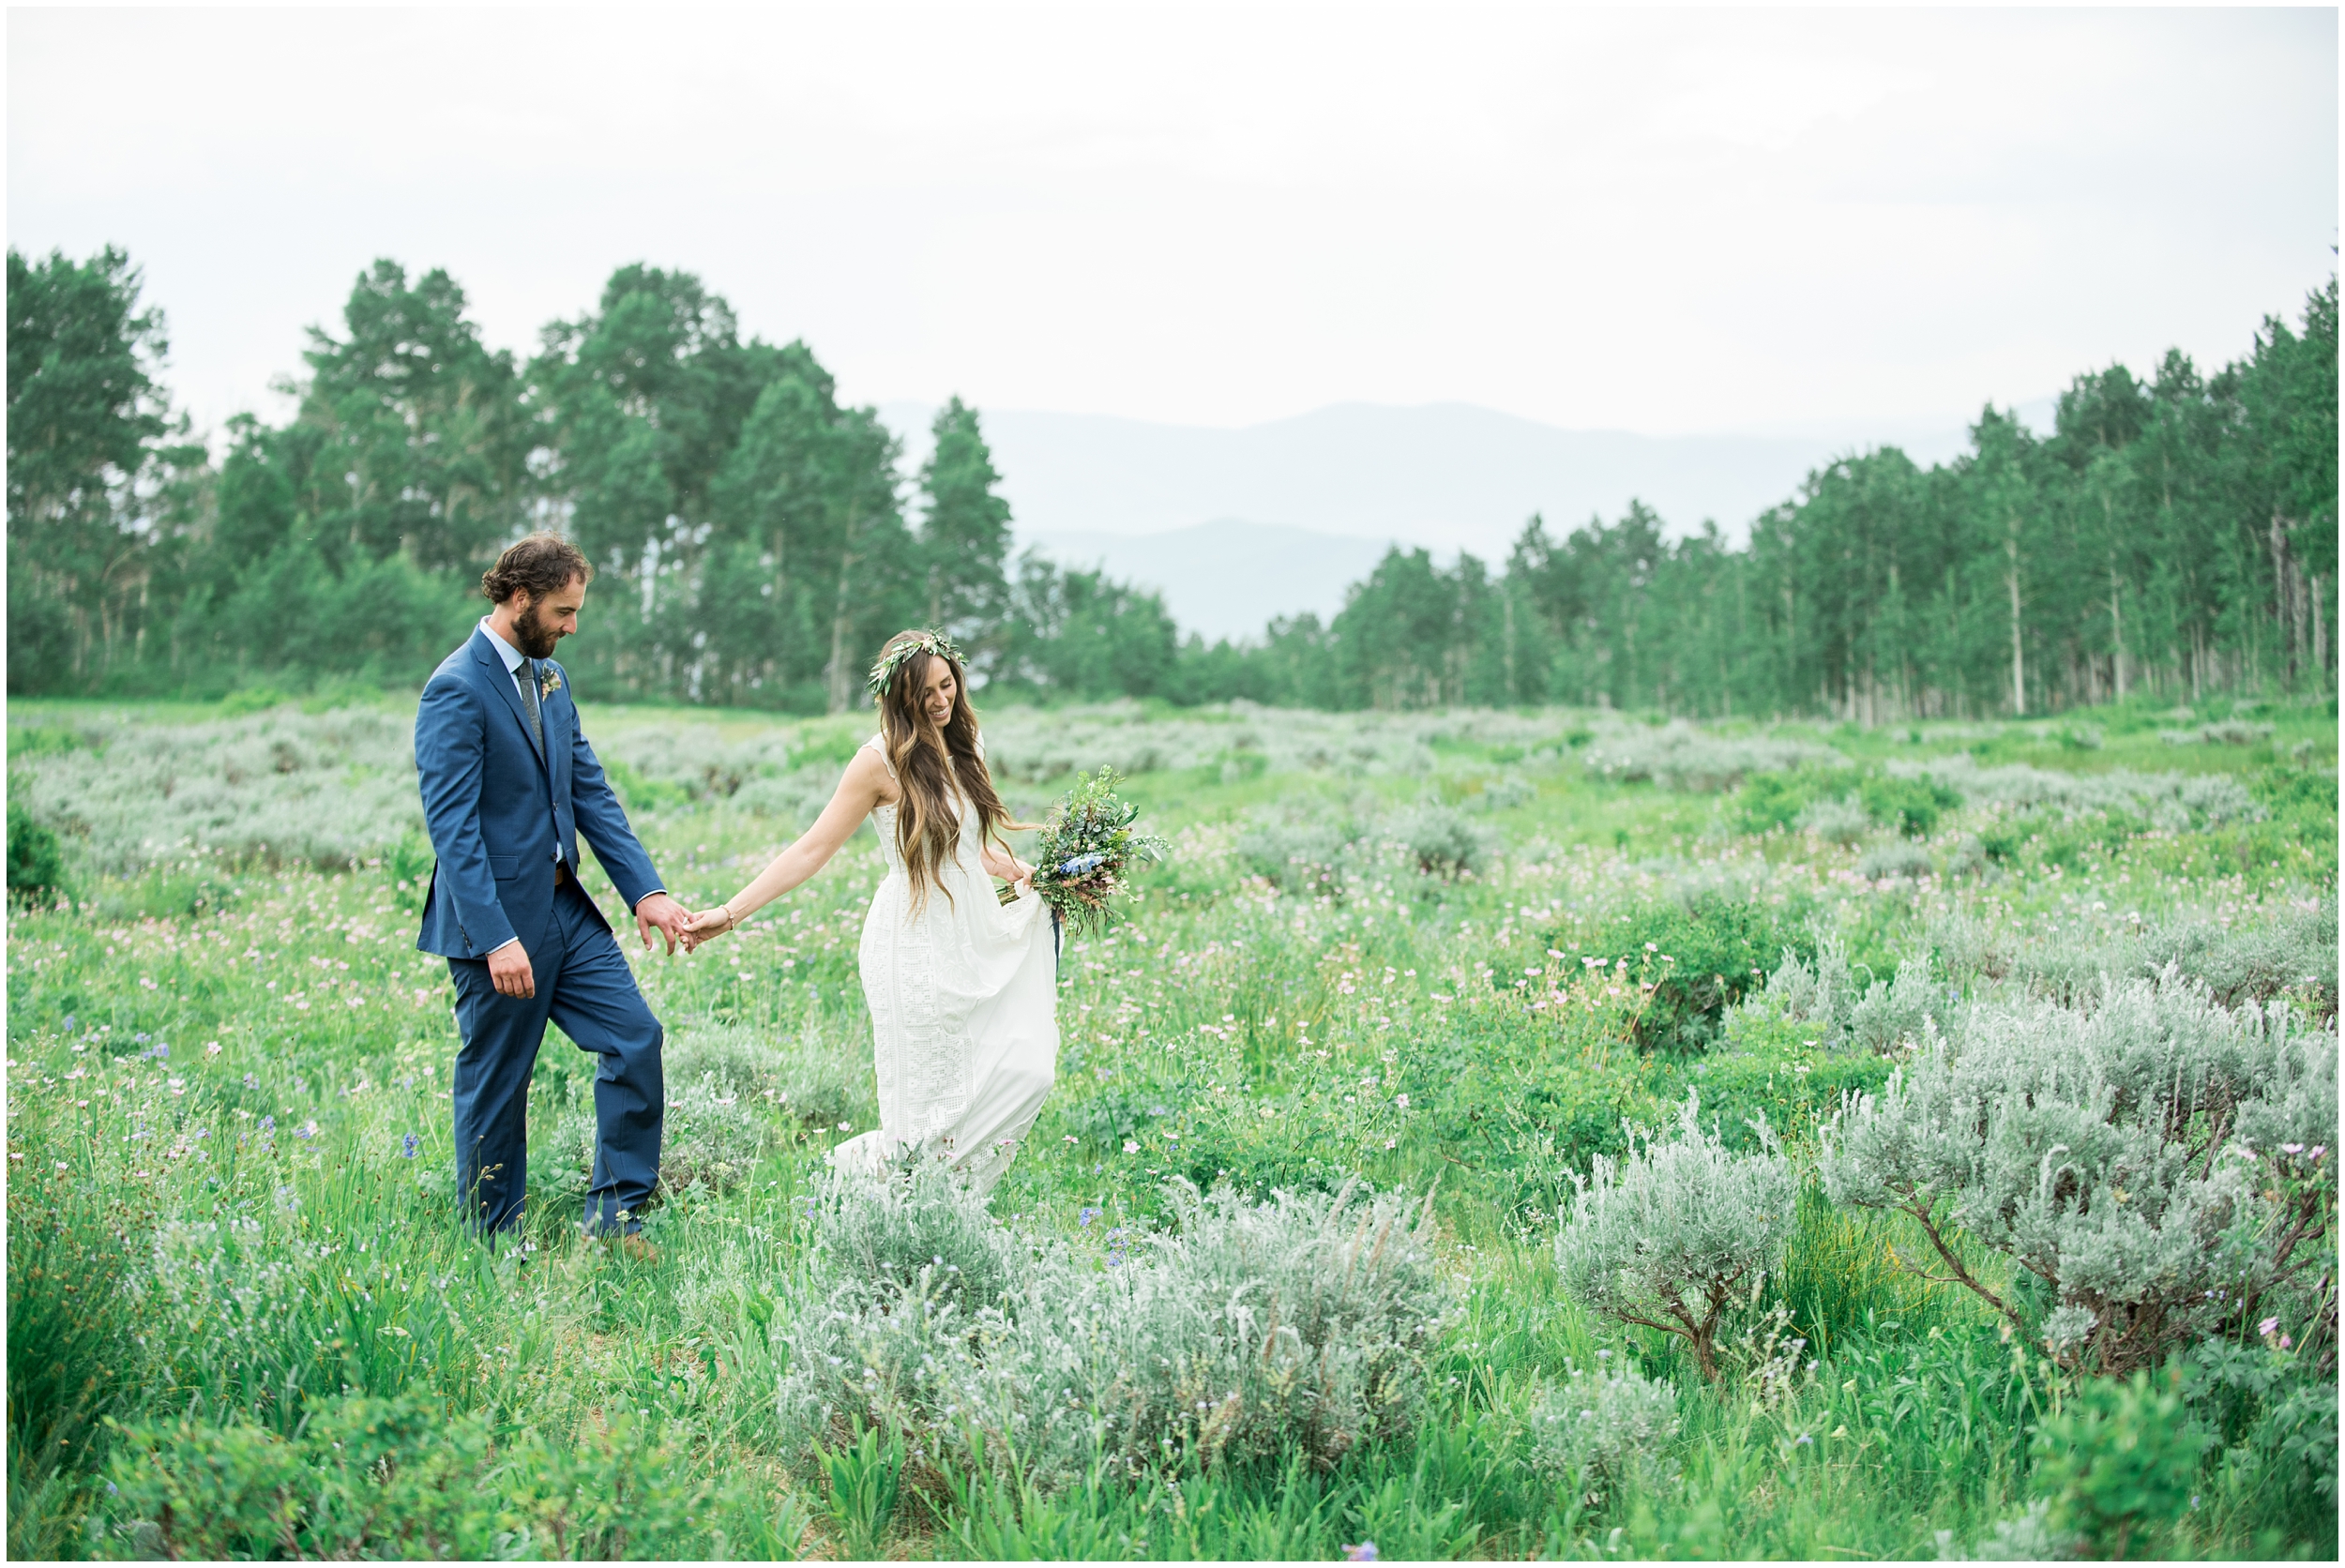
479;617;565;871
480;616;539;711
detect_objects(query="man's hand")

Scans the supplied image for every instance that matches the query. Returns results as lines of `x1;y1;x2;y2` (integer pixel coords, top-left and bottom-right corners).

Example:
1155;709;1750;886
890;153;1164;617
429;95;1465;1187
635;892;688;955
487;940;536;999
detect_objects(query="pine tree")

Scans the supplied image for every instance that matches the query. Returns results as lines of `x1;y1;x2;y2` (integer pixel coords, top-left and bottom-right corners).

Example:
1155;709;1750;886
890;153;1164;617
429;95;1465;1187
917;397;1014;638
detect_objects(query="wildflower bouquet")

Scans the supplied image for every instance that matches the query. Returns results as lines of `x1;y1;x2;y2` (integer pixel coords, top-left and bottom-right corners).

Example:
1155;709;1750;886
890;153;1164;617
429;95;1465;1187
1021;768;1169;935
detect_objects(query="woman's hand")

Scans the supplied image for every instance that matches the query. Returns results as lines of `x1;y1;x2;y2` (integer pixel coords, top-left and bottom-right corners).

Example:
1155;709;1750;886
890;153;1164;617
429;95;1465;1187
982;846;1036;887
680;906;736;952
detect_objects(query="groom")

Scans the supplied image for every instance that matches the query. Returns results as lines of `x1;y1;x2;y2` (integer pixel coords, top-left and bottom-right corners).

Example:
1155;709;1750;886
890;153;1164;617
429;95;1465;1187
415;533;688;1260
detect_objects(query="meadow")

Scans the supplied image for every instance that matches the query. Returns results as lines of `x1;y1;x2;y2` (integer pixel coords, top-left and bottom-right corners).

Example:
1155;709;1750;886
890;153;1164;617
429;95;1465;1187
6;689;2337;1560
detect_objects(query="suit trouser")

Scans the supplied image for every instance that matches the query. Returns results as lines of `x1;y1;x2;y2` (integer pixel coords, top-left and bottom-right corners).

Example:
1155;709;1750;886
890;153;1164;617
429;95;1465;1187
447;880;664;1237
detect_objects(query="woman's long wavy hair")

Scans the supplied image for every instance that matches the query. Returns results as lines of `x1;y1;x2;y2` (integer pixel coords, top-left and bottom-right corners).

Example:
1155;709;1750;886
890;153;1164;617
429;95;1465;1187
874;630;1018;912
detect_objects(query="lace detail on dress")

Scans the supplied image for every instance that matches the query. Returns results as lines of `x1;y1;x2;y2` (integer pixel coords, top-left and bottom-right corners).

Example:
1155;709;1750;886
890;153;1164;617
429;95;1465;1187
862;734;972;1146
842;730;1053;1194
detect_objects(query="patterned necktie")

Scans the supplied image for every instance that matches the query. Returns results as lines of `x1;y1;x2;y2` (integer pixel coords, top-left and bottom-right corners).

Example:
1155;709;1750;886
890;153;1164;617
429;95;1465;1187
520;659;543;751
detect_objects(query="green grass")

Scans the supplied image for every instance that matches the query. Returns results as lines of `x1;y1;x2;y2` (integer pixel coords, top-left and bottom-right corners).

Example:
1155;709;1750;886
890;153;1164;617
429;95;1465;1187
7;694;2336;1559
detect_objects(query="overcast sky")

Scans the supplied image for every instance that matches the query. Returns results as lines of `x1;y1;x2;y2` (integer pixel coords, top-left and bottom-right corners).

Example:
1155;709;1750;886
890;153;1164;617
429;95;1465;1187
9;6;2337;447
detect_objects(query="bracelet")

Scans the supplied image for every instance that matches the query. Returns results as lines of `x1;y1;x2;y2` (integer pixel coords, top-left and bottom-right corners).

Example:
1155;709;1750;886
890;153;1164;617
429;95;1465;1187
719;903;737;931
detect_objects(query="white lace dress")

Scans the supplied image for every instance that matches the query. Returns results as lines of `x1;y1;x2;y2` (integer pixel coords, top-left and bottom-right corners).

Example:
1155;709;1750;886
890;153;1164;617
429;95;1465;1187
830;733;1059;1195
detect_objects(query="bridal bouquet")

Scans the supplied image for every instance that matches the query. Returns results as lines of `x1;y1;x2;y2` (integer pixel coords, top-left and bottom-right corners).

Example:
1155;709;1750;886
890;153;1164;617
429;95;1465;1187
1021;768;1170;935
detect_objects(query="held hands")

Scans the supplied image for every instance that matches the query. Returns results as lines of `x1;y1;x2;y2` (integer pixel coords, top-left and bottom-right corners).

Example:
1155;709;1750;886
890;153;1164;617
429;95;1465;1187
671;845;1033;958
634;892;689;956
679;905;736;954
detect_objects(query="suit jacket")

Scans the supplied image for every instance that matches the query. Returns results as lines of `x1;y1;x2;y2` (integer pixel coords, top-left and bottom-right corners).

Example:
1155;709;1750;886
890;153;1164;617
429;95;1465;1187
413;627;662;959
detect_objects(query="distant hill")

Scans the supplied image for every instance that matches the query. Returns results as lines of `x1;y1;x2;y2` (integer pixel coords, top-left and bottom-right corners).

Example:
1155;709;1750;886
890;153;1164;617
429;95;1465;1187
1026;520;1397;642
879;399;2049;640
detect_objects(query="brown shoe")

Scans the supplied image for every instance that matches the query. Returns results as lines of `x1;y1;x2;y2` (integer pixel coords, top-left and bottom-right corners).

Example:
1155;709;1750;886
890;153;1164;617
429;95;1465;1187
615;1232;660;1265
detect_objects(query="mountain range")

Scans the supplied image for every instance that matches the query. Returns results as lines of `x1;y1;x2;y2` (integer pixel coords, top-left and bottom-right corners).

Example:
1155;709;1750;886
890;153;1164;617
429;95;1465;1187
879;400;2049;642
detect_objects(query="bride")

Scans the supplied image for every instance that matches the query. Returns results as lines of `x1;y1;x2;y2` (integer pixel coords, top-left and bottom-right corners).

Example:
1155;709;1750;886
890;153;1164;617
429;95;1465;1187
680;630;1058;1194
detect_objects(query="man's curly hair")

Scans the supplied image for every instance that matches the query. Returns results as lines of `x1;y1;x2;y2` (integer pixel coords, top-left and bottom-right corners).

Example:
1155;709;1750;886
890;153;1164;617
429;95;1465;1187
481;534;594;604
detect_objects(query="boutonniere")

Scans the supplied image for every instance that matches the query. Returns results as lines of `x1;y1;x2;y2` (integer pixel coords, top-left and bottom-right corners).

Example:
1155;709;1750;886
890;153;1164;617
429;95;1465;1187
538;666;563;701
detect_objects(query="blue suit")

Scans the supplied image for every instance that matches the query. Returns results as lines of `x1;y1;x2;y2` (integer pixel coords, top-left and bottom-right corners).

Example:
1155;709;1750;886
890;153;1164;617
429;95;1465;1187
416;626;667;1238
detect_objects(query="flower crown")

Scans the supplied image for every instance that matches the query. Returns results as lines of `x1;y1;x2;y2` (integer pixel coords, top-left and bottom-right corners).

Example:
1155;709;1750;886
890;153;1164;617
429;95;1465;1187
866;630;965;704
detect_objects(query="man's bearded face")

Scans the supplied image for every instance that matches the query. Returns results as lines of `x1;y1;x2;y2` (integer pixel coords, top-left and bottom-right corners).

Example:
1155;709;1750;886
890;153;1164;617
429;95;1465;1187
513;596;562;659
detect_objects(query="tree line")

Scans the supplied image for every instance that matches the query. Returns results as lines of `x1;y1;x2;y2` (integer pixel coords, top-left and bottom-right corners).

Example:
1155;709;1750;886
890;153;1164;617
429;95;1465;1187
7;252;1172;711
8;247;2334;716
1199;279;2335;718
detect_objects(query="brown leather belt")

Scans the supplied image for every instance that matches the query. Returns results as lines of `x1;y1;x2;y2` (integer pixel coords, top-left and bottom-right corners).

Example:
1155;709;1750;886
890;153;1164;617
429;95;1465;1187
553;860;573;888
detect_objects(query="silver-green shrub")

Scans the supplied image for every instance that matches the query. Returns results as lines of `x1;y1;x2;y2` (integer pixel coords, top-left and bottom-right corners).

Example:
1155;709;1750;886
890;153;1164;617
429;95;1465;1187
663;1017;878;1130
776;1172;1453;1490
1384;802;1492;878
1797;795;1872;846
1745;937;1862;1035
1953;901;2337;1018
727;762;847;823
1924;912;2011;987
1524;1357;1680;1506
14;706;820;871
2131;903;2337;1018
2174;773;2262;824
802;1148;1018;1312
547;1076;769;1201
1938;1500;2073;1561
1236;797;1494;889
597;721;795;802
2160;720;2276;747
1856;842;1935;882
1845;956;1951;1056
14;701;1560;871
1945;833;1990;879
1886;756;2268;826
543;1020;809;1203
1553;1093;1797;1379
1821;972;2337;1374
663;1023;782;1095
1731;943;1949;1058
14;707;423;873
1583;721;1845;792
1467;775;1537;813
1236;816;1363;895
974;701;1577;785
